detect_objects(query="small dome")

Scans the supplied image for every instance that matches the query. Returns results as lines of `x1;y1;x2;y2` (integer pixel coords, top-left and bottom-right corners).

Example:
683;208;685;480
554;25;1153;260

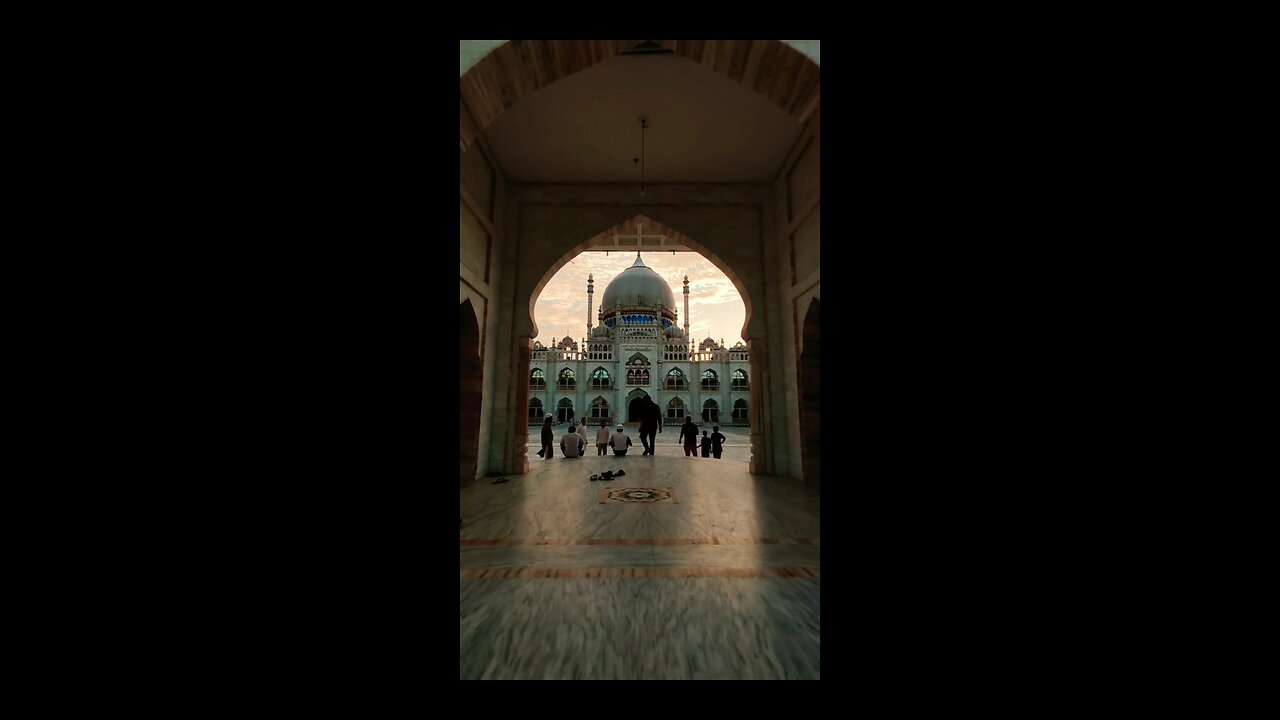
665;325;684;338
593;325;609;338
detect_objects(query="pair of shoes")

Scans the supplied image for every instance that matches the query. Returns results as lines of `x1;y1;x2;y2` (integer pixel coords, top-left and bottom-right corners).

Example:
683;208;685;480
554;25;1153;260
491;477;510;484
600;471;616;481
614;469;626;477
589;474;600;482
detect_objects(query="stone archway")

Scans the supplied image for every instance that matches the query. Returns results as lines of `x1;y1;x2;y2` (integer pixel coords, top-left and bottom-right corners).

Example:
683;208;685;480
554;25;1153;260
798;298;821;488
460;300;482;486
465;41;819;479
460;40;820;153
510;208;773;475
627;389;650;422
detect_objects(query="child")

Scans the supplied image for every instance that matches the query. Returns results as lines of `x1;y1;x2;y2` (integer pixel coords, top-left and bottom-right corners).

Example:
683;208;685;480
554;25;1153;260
710;426;726;459
699;430;711;457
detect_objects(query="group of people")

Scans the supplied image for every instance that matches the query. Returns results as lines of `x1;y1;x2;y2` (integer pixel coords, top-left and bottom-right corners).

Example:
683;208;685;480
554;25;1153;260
678;417;727;459
536;403;727;460
538;415;634;458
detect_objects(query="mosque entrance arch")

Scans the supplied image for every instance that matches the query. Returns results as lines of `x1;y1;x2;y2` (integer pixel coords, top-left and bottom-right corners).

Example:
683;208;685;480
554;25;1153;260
626;388;650;423
515;212;773;474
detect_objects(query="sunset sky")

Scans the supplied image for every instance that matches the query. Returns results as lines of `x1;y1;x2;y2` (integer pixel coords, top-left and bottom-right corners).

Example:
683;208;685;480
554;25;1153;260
534;251;746;348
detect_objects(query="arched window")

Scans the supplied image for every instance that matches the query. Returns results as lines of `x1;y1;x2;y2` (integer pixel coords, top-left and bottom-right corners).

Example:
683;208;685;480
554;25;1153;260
530;368;546;389
731;368;749;390
591;396;611;420
557;397;574;423
665;368;686;390
591;367;611;390
667;397;686;419
529;397;544;420
702;398;720;423
627;354;650;386
558;367;575;389
701;368;719;391
732;398;749;421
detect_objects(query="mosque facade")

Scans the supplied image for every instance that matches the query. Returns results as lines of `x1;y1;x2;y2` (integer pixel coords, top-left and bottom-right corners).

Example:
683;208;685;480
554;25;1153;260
529;254;750;428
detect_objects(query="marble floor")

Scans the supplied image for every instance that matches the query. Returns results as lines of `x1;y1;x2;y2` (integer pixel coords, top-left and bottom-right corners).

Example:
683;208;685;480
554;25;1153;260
460;446;820;680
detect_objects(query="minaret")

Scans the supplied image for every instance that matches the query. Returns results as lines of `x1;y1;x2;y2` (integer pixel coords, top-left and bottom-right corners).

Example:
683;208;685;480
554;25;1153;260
682;275;690;339
586;274;594;336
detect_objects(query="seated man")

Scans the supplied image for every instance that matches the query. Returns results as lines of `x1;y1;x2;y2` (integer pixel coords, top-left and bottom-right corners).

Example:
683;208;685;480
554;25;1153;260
610;424;633;456
560;426;586;459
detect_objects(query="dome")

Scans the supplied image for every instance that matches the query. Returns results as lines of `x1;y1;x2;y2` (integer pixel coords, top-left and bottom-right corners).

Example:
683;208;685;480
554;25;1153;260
593;324;609;338
665;325;684;339
600;255;677;310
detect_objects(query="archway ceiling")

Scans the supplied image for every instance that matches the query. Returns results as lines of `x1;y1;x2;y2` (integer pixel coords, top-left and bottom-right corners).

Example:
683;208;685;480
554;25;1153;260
479;54;805;184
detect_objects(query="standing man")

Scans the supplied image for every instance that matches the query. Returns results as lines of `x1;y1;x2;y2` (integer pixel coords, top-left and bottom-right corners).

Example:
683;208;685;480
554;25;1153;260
595;418;611;456
639;397;662;455
679;416;699;457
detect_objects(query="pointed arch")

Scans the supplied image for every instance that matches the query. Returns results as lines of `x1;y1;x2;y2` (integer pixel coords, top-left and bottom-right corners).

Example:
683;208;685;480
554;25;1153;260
459;300;482;485
526;214;756;345
460;40;820;153
558;367;576;389
528;397;544;422
731;368;749;390
701;398;720;424
700;368;720;391
530;367;546;389
665;367;687;390
590;395;611;420
798;297;821;487
556;396;575;424
666;396;686;420
590;366;612;390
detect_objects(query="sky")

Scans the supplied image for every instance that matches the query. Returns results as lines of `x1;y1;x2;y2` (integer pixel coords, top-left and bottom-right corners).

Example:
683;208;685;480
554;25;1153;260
534;251;746;348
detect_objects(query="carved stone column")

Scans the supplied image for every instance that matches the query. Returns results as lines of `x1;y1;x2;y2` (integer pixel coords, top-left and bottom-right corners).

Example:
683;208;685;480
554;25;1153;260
509;343;532;475
747;338;769;475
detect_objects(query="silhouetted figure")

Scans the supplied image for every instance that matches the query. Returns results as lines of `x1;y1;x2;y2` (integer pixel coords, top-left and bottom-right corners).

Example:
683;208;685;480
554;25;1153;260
538;414;554;458
639;398;662;455
595;419;611;456
710;426;726;459
700;430;711;457
679;417;699;457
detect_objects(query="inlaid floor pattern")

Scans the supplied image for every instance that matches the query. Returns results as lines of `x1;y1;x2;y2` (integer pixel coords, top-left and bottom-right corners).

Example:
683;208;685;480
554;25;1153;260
460;453;820;680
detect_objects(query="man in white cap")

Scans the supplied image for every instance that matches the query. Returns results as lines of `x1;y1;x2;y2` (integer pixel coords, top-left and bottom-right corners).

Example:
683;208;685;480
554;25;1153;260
610;424;633;456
